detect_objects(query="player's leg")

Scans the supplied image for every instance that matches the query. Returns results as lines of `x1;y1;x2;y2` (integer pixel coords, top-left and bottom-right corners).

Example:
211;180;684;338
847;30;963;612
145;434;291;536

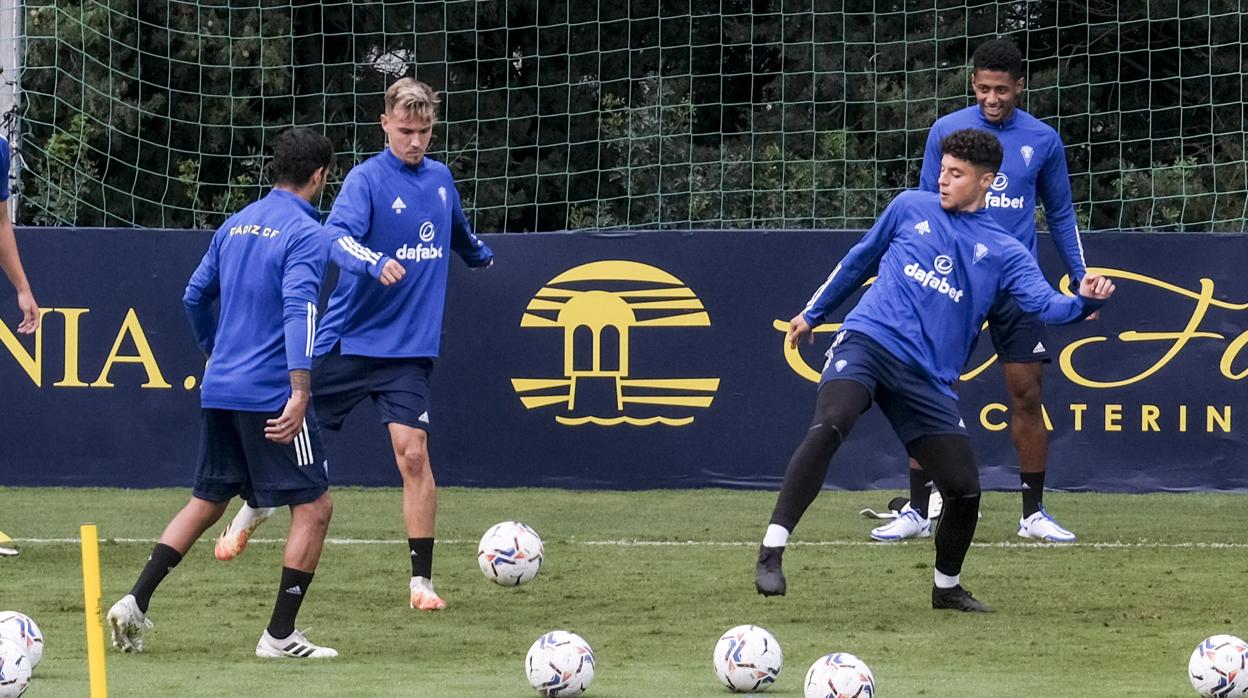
233;410;338;658
108;409;240;652
990;298;1075;542
906;435;992;612
756;377;871;596
387;422;446;611
215;346;363;561
371;357;444;611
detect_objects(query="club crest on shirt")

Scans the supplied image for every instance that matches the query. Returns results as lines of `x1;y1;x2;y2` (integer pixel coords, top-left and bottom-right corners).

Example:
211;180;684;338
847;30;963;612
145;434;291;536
973;242;989;264
1020;144;1034;167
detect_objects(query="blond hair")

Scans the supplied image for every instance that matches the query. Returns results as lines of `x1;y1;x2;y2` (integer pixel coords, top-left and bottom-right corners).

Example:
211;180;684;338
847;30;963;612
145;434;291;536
384;78;441;123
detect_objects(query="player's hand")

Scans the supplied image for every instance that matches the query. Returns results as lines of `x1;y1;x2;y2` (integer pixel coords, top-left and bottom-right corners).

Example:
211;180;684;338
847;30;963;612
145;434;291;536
378;259;406;286
265;390;309;444
14;289;39;334
1084;310;1100;321
472;258;494;270
1078;274;1115;301
786;313;814;349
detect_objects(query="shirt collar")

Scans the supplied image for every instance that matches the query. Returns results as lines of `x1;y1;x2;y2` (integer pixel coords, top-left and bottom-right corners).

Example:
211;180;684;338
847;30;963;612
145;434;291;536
975;105;1018;129
267;188;318;219
381;148;427;173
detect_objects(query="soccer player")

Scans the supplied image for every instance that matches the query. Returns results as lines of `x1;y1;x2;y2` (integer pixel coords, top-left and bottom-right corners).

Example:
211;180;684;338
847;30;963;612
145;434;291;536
754;129;1114;612
106;127;339;658
0;133;39;558
870;38;1088;543
215;78;494;612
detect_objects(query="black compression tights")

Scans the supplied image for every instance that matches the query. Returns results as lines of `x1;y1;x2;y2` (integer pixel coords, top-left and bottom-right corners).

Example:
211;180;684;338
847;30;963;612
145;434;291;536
768;380;871;532
907;434;982;577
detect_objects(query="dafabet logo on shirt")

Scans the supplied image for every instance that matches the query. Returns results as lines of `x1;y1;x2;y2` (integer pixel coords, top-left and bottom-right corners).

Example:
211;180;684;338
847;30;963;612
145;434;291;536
510;261;719;427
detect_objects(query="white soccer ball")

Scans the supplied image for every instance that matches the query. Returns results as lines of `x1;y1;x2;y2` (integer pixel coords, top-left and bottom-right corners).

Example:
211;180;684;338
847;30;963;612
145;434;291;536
804;652;875;698
0;613;43;670
0;638;30;698
1189;634;1248;697
525;630;595;697
478;521;544;586
712;624;783;692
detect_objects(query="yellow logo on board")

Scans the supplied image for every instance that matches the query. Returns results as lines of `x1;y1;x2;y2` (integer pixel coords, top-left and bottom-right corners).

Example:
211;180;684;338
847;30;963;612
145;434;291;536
511;261;719;426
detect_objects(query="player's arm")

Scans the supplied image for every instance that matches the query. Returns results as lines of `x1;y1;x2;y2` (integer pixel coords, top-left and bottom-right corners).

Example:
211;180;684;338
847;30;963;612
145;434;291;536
0;203;38;334
325;169;404;285
1037;134;1088;284
792;194;904;345
265;228;328;444
917;125;944;193
448;185;494;268
1001;244;1110;325
182;233;223;356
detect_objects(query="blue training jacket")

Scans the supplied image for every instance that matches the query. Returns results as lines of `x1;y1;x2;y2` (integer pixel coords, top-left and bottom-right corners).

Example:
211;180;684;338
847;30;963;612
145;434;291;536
315;150;493;358
919;105;1087;282
802;190;1101;398
184;189;329;411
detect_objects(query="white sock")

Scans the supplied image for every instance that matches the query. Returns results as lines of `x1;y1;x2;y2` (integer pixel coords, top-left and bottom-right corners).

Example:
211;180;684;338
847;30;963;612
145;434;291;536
762;524;790;548
230;504;275;531
934;570;960;589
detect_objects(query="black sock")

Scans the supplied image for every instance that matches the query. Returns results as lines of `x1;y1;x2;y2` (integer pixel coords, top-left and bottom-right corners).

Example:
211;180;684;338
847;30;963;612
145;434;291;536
408;538;434;578
129;543;182;614
1021;471;1045;517
267;567;314;640
909;468;932;517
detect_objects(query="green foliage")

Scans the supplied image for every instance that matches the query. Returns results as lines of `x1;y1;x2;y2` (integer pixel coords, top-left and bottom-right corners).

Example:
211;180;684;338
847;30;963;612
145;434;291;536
3;487;1245;696
14;2;1248;232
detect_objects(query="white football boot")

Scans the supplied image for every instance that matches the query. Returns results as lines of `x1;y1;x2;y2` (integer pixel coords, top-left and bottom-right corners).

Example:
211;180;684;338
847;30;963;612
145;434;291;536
106;595;154;652
1017;506;1076;542
256;628;338;659
869;504;932;541
409;576;447;611
215;505;277;561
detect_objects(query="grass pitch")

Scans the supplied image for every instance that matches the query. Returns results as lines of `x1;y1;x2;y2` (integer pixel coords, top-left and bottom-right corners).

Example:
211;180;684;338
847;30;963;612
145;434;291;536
1;487;1245;697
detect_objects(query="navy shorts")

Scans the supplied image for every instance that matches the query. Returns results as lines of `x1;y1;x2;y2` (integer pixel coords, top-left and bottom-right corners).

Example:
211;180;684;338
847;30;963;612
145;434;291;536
819;331;967;446
312;344;433;431
987;294;1051;363
192;408;329;508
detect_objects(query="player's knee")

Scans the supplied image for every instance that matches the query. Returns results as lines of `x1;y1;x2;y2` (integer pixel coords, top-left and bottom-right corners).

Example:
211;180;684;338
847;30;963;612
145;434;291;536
395;446;431;480
1008;376;1043;410
298;494;333;531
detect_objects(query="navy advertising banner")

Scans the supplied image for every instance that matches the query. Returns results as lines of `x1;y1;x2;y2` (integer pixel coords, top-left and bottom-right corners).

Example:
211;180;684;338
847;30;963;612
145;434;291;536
0;227;1244;491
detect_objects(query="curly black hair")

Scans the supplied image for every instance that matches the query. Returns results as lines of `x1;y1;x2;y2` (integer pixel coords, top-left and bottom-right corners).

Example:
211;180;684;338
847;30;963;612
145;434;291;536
940;128;1003;175
972;38;1024;80
269;127;335;187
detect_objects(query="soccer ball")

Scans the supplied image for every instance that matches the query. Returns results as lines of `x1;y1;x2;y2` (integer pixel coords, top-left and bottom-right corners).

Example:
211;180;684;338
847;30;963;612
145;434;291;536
1189;634;1248;697
477;521;544;586
0;613;43;670
804;652;875;698
525;630;595;696
0;638;30;698
712;624;783;692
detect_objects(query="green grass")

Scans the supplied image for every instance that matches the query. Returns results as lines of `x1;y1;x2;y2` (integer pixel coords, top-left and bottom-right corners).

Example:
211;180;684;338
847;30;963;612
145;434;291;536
2;487;1245;697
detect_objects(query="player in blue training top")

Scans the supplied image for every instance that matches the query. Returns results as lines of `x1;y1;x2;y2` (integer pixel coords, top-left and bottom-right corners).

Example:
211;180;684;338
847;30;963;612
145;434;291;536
870;38;1090;544
0;135;40;557
106;128;340;659
214;78;494;612
754;129;1114;612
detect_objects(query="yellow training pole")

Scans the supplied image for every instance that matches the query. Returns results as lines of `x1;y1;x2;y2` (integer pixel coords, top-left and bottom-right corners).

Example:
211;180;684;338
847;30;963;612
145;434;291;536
80;524;109;698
